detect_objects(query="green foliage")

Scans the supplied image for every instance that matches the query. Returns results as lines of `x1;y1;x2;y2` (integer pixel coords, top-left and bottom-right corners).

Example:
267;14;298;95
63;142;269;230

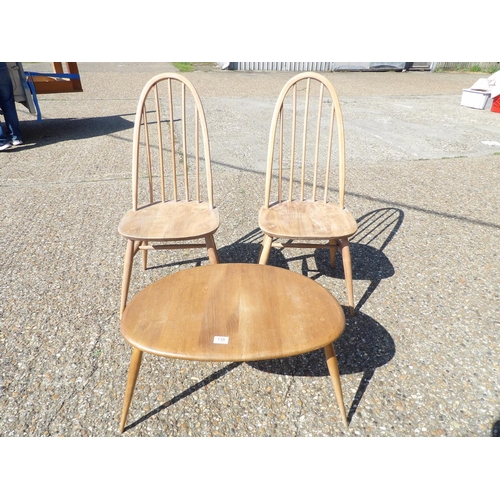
435;62;500;74
173;62;194;72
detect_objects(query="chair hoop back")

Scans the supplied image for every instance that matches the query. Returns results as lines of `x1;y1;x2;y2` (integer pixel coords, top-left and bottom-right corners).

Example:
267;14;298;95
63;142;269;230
131;73;214;211
264;72;346;209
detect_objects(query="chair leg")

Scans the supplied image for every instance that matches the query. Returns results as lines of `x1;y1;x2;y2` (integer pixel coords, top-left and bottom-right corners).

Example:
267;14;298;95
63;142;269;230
205;234;220;264
259;234;273;264
329;238;338;268
120;239;135;318
324;343;348;428
339;238;355;316
142;241;148;270
119;348;143;433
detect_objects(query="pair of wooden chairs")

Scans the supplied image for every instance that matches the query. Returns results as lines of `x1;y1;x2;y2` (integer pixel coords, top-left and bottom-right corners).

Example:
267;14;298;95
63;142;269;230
118;72;358;317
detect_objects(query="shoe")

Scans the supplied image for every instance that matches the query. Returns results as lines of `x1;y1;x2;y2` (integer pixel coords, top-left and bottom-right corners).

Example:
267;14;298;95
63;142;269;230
0;141;12;151
11;139;23;146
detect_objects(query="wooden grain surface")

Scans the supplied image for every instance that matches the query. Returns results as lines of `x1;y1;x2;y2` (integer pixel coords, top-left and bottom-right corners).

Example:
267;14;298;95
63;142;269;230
121;263;345;362
118;201;219;241
259;201;357;239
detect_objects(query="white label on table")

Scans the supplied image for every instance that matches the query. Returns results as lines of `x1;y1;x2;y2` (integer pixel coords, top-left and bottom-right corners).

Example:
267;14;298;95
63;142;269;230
213;336;229;344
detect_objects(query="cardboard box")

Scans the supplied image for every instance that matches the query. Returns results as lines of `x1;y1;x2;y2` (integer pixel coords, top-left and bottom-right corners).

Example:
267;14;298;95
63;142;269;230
461;88;491;109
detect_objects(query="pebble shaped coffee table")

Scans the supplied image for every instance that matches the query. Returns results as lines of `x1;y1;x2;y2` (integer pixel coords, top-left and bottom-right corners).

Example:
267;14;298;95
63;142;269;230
119;263;348;433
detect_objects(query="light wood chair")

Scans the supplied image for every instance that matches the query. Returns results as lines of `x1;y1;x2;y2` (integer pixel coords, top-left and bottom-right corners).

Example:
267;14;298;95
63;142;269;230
258;72;358;315
118;73;220;316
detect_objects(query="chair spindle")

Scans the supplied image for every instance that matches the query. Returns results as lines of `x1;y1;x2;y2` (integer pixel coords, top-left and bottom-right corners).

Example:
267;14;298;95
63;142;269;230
312;84;324;201
289;86;297;201
182;83;189;201
167;78;177;201
143;108;154;204
300;78;311;201
154;85;166;203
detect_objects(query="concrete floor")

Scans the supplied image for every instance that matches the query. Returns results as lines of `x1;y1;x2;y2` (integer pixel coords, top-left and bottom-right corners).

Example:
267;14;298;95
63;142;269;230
0;63;499;439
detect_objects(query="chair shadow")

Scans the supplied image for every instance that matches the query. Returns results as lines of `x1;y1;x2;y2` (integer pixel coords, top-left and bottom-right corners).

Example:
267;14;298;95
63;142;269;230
16;114;135;149
349;207;404;311
144;228;286;271
231;209;404;314
312;241;394;313
492;420;500;437
217;227;289;267
311;207;404;312
248;308;395;424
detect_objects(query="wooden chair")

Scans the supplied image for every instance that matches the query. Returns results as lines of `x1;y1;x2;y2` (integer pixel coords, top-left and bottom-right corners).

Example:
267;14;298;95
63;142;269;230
258;72;358;315
118;73;220;316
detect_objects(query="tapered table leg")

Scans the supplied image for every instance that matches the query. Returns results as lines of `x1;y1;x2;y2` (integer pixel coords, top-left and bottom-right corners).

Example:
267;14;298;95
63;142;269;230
120;348;143;433
324;343;348;427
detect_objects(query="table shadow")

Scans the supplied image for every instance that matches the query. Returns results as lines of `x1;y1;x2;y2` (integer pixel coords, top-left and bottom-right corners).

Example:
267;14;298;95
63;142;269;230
123;362;241;433
248;308;395;424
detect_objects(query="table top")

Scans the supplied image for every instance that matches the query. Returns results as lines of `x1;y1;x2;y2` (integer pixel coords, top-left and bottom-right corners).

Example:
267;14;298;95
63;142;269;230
121;263;345;362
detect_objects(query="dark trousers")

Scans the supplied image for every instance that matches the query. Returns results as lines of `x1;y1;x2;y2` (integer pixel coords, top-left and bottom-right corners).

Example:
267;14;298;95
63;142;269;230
0;62;22;142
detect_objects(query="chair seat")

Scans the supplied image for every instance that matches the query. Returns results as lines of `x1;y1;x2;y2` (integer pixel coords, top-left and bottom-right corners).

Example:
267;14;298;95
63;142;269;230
118;201;219;241
259;201;358;240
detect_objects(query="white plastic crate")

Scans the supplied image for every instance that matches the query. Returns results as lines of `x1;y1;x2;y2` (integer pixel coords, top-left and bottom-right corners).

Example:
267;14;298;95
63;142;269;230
461;89;491;109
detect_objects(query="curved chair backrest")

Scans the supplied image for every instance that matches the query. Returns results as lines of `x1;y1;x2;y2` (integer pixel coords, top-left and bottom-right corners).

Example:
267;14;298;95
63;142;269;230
131;73;214;211
263;72;346;209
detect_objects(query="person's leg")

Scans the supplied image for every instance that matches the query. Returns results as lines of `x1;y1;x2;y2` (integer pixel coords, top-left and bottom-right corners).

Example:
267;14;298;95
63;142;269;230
0;101;10;148
0;64;22;144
